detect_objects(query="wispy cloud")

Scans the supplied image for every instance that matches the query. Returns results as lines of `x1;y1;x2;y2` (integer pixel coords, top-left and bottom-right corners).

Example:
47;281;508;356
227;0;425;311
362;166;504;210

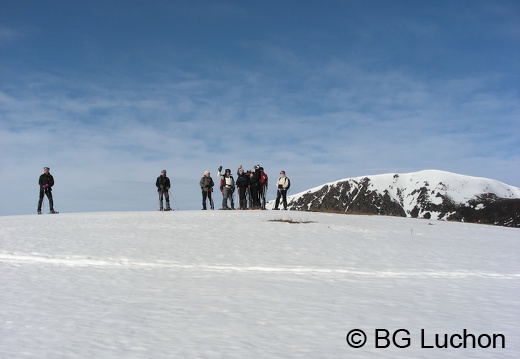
0;26;32;44
2;60;517;204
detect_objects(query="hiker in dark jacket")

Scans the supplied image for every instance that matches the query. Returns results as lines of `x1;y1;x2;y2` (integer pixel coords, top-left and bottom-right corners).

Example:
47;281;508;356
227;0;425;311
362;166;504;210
156;169;171;211
258;167;269;209
38;167;57;214
199;170;215;210
235;166;249;210
247;169;253;208
249;165;262;209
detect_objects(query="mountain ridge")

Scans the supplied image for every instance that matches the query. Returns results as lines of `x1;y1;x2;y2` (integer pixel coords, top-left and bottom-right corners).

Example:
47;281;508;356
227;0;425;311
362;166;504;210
282;170;520;227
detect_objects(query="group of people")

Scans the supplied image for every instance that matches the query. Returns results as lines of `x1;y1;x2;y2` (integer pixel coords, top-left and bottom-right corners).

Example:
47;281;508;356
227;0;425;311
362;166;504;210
198;165;291;211
36;165;291;213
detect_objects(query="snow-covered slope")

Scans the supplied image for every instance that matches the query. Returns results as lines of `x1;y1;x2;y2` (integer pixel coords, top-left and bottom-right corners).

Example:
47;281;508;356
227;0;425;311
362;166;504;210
281;170;520;226
1;211;519;358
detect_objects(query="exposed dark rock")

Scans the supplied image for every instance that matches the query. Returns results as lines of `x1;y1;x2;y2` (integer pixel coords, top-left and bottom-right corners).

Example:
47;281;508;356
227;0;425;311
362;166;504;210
448;198;520;227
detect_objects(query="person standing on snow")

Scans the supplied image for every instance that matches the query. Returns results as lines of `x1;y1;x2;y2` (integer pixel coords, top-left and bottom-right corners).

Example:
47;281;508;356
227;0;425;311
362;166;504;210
199;170;215;210
217;166;235;210
258;167;269;210
273;170;291;210
37;167;57;214
246;169;253;208
156;169;172;211
249;165;262;209
235;166;249;210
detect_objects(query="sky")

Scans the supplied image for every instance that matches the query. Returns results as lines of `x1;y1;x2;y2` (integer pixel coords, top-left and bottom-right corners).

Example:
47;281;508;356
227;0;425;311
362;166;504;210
1;0;519;215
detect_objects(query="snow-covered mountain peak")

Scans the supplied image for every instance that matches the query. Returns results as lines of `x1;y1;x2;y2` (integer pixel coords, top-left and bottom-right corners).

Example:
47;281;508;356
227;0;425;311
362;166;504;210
283;169;520;227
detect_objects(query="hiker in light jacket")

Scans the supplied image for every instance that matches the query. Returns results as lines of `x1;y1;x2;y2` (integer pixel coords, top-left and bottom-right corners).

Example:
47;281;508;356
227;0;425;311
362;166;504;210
218;166;235;210
273;170;290;210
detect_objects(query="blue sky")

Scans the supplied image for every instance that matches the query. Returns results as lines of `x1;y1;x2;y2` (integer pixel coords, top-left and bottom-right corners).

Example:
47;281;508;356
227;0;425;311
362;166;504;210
1;0;519;215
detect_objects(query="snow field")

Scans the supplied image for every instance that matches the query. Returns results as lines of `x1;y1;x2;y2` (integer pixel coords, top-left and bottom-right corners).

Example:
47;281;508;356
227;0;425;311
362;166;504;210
1;211;519;358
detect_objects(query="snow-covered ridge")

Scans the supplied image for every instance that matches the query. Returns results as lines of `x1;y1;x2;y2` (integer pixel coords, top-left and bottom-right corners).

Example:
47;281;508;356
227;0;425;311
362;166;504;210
284;170;520;226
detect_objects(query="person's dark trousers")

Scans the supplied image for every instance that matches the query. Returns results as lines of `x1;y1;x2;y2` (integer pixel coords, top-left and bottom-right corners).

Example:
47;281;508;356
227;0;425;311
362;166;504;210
246;188;252;208
259;186;267;209
275;190;287;210
38;188;54;211
251;184;261;208
202;190;213;210
238;187;247;209
158;190;170;210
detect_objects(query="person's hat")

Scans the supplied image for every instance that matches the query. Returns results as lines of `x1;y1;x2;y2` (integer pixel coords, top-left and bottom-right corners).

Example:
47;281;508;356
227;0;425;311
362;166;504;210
161;169;167;174
204;170;210;175
43;167;50;170
225;168;231;173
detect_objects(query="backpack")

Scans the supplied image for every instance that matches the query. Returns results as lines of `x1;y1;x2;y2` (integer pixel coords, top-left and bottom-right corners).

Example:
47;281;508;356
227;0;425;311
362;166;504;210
279;176;290;190
221;176;235;190
259;172;268;187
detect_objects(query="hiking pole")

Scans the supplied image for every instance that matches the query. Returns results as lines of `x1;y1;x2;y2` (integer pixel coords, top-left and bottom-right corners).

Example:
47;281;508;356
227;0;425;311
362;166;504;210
169;188;179;210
